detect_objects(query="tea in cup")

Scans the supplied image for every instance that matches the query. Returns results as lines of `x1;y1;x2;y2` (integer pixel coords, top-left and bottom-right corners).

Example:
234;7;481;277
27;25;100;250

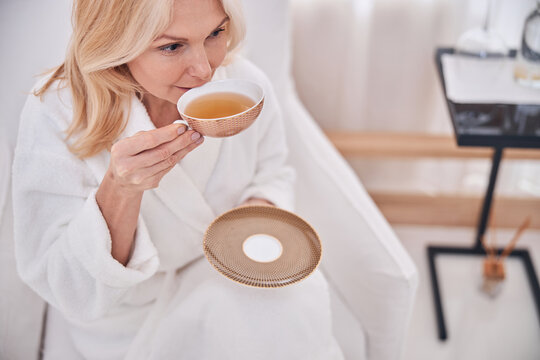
176;79;264;137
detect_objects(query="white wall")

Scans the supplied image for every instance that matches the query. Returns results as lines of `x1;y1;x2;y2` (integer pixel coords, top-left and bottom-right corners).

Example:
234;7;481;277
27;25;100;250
0;0;72;149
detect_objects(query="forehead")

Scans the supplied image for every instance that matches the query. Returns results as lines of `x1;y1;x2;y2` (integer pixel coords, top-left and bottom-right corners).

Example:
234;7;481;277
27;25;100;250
166;0;227;36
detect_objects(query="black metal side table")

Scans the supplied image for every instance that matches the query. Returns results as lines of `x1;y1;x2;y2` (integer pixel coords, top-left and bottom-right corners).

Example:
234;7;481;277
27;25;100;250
429;47;540;340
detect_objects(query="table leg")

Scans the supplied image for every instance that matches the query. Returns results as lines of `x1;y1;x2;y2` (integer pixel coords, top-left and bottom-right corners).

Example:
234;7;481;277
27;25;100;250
474;147;503;249
427;146;540;341
427;247;540;341
427;246;447;340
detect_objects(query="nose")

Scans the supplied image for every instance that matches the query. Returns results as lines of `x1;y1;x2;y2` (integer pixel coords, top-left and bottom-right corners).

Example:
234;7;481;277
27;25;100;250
187;45;212;81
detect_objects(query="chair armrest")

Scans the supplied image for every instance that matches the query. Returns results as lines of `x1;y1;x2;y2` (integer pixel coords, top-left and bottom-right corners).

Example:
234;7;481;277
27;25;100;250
280;83;419;360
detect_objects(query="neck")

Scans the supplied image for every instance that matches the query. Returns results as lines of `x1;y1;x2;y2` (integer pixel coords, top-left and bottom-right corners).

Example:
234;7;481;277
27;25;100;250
142;93;181;128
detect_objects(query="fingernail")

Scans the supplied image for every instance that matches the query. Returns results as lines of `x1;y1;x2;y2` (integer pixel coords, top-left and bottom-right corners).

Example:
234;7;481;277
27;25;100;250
195;136;204;144
191;132;201;141
177;126;186;135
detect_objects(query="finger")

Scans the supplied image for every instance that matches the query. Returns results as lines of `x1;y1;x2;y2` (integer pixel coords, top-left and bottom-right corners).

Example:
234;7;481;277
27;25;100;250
113;131;201;180
132;136;204;183
131;160;177;191
147;136;204;175
129;130;202;168
121;123;187;155
147;163;177;189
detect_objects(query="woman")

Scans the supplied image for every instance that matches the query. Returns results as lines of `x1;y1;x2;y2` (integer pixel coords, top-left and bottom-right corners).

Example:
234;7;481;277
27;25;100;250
13;0;343;358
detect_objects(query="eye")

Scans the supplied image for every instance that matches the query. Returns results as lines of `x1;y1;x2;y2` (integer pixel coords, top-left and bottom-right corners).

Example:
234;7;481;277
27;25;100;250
209;28;225;38
159;43;183;54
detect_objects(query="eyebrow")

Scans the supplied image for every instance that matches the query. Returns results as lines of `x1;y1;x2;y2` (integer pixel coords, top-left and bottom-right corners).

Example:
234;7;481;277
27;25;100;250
155;16;230;42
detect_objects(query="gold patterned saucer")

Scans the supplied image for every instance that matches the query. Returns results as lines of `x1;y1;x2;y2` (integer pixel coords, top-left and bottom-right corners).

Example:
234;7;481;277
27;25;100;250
203;205;322;288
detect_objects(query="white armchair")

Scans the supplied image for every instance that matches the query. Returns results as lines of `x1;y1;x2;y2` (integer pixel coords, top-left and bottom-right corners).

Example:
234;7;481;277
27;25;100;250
241;2;418;359
0;1;418;359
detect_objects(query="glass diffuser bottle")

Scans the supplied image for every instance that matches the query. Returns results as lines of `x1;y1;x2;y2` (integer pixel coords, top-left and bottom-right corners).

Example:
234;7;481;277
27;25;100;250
455;0;508;58
515;1;540;88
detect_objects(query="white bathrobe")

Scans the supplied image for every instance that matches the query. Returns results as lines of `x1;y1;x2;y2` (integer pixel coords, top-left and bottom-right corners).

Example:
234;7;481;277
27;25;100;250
12;57;343;360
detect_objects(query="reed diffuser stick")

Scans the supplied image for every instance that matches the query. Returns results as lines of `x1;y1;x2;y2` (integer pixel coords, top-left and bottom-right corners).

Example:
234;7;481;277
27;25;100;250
500;216;532;260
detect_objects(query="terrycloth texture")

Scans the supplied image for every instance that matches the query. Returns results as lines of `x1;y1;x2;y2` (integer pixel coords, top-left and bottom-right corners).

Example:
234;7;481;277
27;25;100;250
43;262;344;360
0;136;47;360
12;57;343;359
138;259;343;360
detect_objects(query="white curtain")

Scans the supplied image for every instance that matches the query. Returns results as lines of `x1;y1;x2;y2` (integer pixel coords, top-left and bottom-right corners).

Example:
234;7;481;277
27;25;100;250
291;0;540;199
0;0;73;149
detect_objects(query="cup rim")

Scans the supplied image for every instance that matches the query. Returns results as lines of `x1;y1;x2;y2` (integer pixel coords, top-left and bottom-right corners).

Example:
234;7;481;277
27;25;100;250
177;78;265;122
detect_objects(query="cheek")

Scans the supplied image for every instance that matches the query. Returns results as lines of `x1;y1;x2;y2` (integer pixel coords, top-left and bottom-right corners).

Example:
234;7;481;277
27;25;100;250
127;57;154;87
207;38;229;68
128;55;184;92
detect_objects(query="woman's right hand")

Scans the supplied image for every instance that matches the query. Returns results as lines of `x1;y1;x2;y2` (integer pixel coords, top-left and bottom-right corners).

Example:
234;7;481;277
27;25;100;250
106;122;203;195
96;122;203;265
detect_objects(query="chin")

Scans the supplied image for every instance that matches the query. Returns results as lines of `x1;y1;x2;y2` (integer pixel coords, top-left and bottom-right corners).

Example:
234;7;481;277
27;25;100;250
168;89;185;104
175;87;191;98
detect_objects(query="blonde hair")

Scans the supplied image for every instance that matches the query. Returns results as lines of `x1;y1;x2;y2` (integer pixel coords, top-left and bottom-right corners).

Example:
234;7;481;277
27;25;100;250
35;0;245;159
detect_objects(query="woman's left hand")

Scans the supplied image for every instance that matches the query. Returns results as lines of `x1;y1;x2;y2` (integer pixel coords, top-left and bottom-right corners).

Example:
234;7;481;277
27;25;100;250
241;197;274;207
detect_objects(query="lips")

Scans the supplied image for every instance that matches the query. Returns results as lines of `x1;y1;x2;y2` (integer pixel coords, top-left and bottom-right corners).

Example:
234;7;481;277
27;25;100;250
176;82;208;90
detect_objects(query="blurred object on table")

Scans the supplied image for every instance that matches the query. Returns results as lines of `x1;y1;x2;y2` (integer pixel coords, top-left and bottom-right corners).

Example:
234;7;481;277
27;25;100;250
515;1;540;88
456;0;508;58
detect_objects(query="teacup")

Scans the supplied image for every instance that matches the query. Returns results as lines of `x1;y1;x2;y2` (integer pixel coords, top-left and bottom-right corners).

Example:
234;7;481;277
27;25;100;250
176;79;264;137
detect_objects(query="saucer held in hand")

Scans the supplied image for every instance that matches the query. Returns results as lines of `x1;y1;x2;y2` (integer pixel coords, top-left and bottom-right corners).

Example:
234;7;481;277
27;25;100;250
203;206;322;288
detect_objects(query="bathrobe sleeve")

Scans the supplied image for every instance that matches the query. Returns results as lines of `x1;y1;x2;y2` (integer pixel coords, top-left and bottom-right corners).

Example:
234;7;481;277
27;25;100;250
12;89;159;322
236;60;296;211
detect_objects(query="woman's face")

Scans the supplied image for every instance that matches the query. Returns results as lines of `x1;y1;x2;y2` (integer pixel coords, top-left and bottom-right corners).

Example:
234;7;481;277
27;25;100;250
128;0;229;105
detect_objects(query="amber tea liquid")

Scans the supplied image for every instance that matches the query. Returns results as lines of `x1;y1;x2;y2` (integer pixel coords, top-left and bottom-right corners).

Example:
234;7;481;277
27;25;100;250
185;92;255;119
